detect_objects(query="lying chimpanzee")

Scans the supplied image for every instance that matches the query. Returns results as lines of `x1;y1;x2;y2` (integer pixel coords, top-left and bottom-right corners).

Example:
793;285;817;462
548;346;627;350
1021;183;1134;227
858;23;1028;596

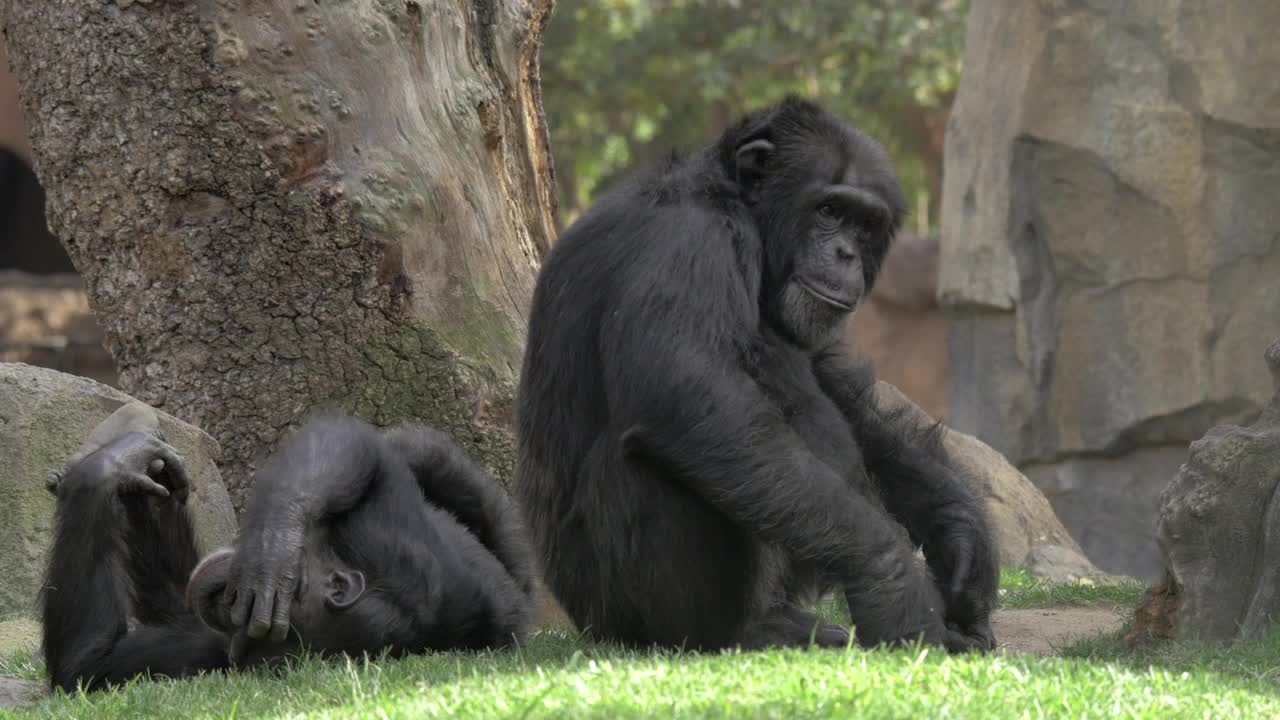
41;415;535;693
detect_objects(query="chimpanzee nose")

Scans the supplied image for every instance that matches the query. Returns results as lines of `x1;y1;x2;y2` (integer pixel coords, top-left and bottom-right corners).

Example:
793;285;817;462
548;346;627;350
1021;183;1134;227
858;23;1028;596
834;239;857;262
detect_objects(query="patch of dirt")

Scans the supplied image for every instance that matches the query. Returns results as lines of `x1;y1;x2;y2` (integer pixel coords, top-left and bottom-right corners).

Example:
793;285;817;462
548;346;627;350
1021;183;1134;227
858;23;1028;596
0;619;39;659
992;607;1127;656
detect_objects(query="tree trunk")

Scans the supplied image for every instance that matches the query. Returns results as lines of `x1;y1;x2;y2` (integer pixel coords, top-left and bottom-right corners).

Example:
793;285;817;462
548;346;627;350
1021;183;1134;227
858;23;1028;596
1;0;558;510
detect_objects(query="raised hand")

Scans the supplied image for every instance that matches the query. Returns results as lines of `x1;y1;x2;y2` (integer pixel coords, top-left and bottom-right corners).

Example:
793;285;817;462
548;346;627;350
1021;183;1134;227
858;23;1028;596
56;431;191;503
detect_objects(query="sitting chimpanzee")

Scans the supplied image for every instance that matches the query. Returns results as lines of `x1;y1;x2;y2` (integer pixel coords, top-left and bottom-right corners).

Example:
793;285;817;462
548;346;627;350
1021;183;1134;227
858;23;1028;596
516;97;998;653
41;415;534;693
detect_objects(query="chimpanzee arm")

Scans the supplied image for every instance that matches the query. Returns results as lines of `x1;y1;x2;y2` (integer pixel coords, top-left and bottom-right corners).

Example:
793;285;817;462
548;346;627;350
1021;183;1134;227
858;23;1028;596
42;433;228;693
241;415;389;523
226;416;398;642
120;445;203;625
382;426;536;598
812;349;998;637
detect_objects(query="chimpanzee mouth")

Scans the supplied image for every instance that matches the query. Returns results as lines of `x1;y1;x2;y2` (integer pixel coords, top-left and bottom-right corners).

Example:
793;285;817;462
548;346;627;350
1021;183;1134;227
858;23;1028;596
795;278;855;311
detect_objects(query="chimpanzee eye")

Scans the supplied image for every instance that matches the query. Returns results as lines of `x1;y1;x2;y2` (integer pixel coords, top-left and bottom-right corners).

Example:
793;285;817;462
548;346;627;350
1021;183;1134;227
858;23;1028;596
817;201;840;220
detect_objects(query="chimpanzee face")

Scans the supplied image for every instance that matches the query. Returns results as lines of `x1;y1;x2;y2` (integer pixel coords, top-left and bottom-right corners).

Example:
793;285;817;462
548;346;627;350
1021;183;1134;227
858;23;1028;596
733;104;905;349
187;546;408;667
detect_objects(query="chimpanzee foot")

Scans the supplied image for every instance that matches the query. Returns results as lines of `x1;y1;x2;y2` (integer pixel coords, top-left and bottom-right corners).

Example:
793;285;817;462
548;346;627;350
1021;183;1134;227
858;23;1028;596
740;604;852;650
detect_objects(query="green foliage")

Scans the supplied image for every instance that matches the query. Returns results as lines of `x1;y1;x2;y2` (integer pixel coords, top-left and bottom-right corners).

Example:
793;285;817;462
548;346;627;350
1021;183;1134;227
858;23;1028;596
541;0;969;227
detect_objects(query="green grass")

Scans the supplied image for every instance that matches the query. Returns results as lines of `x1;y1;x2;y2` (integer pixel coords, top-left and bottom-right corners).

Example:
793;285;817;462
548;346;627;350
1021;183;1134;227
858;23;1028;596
0;647;42;683
1065;625;1280;686
8;630;1280;720
996;568;1148;610
4;572;1278;720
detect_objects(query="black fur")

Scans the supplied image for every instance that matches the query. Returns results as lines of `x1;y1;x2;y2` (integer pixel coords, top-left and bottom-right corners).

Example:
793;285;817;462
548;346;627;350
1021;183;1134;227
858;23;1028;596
516;97;997;653
42;417;534;694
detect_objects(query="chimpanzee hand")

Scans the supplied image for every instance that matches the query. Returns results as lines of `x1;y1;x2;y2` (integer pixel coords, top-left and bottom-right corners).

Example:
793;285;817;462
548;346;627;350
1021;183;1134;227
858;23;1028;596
846;547;994;655
925;503;998;647
948;618;996;653
56;431;191;503
223;517;306;644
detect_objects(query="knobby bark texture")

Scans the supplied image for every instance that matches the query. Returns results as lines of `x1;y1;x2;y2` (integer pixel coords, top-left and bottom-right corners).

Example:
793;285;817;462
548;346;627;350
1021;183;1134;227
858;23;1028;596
2;0;558;510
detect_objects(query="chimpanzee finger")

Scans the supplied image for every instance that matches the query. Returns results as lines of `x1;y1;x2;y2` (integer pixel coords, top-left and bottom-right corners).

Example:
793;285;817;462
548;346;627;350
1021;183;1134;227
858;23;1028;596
229;585;257;630
121;472;170;498
268;590;292;643
247;589;278;640
151;443;191;503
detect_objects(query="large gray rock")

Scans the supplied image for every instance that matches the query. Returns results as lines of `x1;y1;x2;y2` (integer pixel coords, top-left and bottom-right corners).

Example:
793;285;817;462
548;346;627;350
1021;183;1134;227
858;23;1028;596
939;0;1280;579
874;381;1093;574
1155;339;1280;642
1024;543;1101;585
0;677;43;710
0;363;237;616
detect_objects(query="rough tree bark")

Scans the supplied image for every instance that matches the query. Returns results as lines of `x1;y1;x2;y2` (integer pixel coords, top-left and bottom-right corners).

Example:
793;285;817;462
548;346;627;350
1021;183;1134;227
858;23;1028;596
1;0;558;509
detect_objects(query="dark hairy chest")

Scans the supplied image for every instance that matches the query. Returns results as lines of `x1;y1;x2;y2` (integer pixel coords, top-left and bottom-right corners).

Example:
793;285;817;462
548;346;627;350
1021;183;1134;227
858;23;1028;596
744;340;863;480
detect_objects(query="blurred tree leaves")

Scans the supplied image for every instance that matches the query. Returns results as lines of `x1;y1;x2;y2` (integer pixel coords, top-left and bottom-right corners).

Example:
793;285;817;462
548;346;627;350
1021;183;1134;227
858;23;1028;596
541;0;969;230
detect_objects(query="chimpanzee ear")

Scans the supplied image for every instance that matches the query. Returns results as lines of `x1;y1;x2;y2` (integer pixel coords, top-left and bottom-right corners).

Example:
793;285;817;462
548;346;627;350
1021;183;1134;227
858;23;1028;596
734;139;775;190
325;570;366;610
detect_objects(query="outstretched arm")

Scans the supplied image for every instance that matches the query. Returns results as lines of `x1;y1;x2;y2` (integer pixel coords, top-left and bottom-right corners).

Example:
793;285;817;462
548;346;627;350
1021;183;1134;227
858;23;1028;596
226;416;393;642
42;433;227;693
382;426;536;598
812;349;998;638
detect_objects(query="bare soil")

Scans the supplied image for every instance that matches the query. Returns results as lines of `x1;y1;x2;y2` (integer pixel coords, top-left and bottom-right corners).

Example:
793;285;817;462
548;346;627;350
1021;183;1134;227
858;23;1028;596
992;607;1128;656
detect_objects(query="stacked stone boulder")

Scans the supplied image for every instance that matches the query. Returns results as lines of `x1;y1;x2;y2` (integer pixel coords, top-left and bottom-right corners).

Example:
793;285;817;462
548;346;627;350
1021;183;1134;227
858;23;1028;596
940;0;1280;578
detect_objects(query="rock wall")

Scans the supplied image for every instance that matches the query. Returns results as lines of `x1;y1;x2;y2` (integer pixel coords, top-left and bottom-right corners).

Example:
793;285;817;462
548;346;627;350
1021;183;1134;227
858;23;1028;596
940;0;1280;578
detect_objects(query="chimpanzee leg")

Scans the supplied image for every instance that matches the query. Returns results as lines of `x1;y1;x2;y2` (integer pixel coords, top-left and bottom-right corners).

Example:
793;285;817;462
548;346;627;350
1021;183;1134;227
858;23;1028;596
383;426;536;596
42;434;228;694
